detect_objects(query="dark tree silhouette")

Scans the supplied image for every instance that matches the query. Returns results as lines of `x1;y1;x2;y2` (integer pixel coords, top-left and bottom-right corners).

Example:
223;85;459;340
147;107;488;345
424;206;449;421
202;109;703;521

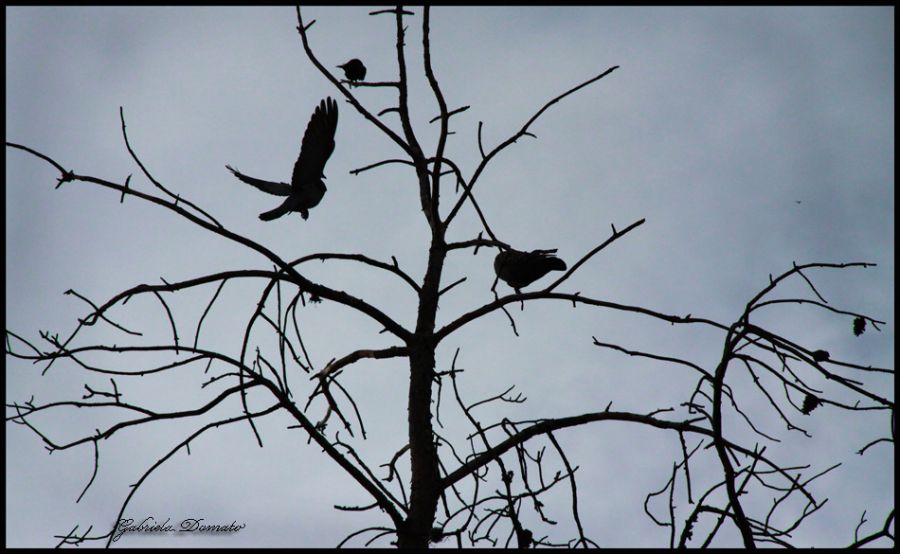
6;6;894;549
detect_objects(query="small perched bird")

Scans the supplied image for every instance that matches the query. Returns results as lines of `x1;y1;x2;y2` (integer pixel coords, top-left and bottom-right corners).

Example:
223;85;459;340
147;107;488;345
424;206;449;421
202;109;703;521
494;248;567;293
801;393;821;415
812;349;830;363
227;97;338;221
852;316;866;336
337;58;367;83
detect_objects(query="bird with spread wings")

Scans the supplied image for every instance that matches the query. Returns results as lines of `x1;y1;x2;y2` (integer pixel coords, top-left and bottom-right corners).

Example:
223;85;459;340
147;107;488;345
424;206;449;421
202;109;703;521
226;97;338;221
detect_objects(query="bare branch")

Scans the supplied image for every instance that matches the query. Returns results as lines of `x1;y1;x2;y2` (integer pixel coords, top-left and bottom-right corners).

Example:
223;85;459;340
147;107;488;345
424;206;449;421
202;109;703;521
436;289;727;344
6;144;414;342
119;107;223;228
545;218;646;292
429;105;469;124
370;7;415;16
295;7;412;156
290;252;421;293
444;66;620;228
315;346;409;380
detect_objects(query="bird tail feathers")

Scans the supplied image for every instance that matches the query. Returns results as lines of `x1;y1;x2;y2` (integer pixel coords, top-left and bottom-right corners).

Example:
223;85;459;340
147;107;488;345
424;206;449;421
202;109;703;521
259;203;291;221
546;257;567;272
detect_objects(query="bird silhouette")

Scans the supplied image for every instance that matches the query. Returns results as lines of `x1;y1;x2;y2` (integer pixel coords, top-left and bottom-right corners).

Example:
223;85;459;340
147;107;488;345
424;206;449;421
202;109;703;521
337;59;367;83
801;393;821;415
227;97;338;221
494;248;567;293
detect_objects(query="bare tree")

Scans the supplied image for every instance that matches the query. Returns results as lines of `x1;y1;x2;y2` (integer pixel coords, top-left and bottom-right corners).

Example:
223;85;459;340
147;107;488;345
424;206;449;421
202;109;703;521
6;7;894;549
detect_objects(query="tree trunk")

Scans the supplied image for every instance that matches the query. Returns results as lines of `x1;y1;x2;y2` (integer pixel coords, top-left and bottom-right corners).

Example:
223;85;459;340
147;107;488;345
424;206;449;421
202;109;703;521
398;238;445;548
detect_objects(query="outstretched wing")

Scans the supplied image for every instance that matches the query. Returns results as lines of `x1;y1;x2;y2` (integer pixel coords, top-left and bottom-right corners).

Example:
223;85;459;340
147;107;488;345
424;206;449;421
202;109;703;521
226;165;292;196
292;97;338;187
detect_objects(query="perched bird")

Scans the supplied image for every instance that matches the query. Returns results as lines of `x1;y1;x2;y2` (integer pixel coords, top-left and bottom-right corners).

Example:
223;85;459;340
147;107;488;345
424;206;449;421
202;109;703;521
852;316;866;336
227;98;338;221
812;349;830;363
337;58;367;83
494;248;567;293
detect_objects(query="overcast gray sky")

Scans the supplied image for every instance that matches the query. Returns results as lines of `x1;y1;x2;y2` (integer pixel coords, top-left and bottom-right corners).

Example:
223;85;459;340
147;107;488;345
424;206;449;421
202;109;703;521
6;6;894;548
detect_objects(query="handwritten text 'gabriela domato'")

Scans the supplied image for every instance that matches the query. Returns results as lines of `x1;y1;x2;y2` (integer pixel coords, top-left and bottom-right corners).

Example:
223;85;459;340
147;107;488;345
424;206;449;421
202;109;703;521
113;517;246;542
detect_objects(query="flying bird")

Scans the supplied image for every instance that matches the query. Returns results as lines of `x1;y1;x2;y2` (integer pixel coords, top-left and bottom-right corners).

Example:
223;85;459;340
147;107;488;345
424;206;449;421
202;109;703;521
494;248;567;293
227;97;338;221
337;58;367;83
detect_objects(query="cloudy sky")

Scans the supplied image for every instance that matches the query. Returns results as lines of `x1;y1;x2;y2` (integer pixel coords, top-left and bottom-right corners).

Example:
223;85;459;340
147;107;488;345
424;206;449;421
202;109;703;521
6;6;894;548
